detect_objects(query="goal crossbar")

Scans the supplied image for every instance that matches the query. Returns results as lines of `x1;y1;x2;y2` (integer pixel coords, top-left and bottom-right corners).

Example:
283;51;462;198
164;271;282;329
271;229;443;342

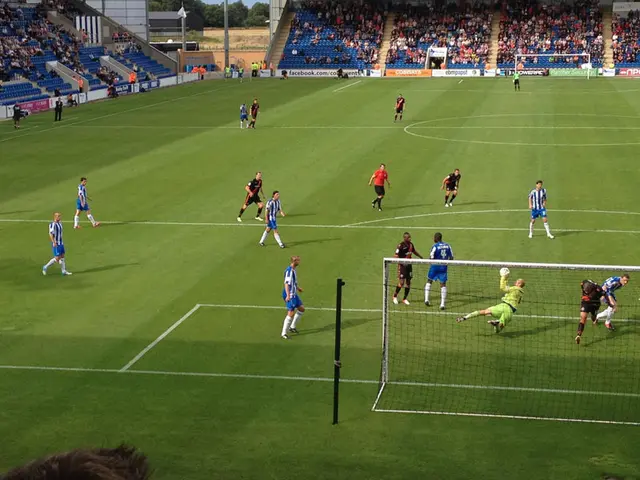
383;258;640;271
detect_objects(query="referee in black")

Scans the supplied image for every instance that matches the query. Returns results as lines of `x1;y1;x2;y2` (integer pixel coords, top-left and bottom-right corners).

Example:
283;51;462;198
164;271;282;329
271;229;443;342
13;103;22;129
54;97;63;122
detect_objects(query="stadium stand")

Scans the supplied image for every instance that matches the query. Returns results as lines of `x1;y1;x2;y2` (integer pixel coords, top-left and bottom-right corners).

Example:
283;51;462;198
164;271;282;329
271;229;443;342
278;0;385;70
496;0;603;68
612;10;640;66
1;0;172;105
386;4;492;69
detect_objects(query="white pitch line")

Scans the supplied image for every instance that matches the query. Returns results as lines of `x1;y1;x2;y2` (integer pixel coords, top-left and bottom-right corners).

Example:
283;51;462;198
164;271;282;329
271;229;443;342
345;208;640;227
373;409;640;426
333;80;362;93
119;304;202;372
1;365;638;401
1;218;640;235
196;303;638;324
458;80;463;84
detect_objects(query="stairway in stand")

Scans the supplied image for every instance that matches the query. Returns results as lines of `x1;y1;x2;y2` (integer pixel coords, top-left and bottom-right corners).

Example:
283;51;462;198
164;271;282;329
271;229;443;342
268;11;295;70
603;8;614;67
487;11;502;68
378;13;396;74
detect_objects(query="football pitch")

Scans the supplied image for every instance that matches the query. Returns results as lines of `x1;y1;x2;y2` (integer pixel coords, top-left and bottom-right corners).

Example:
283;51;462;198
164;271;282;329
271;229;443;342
1;77;640;479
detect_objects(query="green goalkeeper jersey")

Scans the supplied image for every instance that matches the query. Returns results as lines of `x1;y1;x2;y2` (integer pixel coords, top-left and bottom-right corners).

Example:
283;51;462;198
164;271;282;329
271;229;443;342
500;276;524;309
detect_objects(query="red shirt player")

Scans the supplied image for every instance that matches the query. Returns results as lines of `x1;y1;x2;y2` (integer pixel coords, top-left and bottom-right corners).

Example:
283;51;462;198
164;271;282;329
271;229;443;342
394;94;405;122
368;163;391;211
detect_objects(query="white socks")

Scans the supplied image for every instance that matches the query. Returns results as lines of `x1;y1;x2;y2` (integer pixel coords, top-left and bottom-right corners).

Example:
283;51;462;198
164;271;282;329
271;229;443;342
529;222;534;236
274;233;283;247
424;283;446;308
87;214;96;225
44;258;57;270
424;283;431;303
74;215;79;227
544;222;552;236
291;311;303;329
60;258;67;273
259;231;268;244
260;231;283;247
281;315;292;337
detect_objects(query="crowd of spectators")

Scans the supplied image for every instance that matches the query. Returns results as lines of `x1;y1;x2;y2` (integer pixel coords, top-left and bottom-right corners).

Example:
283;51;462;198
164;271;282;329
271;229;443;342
612;10;640;64
286;0;384;66
386;3;492;67
496;0;603;66
96;64;120;85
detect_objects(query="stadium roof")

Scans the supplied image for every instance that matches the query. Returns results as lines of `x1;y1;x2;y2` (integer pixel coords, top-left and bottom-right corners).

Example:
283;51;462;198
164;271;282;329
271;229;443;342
149;11;187;20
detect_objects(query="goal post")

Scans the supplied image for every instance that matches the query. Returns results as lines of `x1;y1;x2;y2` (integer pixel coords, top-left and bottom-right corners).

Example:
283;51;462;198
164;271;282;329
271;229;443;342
373;258;640;425
514;53;593;79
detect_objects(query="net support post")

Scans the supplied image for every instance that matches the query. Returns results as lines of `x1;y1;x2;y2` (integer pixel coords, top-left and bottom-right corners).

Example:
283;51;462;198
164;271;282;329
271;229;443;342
332;277;346;425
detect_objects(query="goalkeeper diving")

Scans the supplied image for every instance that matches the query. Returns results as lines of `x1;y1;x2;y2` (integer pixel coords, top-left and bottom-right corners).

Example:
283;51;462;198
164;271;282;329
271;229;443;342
456;268;525;333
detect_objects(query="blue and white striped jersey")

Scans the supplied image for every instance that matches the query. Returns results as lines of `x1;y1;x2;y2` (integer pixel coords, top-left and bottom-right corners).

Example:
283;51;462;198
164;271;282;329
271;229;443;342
430;241;454;261
602;276;626;295
240;104;247;115
49;221;64;245
284;265;298;297
528;188;547;210
78;183;87;201
266;198;281;222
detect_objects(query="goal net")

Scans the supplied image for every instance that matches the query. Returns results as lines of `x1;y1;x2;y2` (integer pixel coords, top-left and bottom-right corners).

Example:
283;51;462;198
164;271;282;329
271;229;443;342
514;53;593;78
373;258;640;425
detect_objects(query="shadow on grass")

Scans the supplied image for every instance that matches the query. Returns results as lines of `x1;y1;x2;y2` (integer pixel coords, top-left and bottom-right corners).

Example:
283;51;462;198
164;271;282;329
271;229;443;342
286;238;341;247
552;230;582;238
584;327;637;347
499;321;565;339
297;316;378;336
382;203;432;211
75;263;139;274
283;213;315;219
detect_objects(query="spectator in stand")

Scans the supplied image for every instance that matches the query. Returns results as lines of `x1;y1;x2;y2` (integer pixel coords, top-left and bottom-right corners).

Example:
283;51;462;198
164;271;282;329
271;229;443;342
496;0;603;67
612;10;640;64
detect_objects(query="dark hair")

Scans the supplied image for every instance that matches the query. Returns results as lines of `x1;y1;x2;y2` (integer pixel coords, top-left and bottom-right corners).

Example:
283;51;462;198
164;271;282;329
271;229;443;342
380;163;386;168
1;444;151;480
622;273;631;279
273;190;279;196
403;232;410;237
80;177;87;182
434;232;442;242
536;180;543;185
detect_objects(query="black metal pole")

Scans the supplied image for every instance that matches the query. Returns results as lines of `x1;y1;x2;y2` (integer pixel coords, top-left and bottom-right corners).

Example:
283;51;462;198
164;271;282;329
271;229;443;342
332;278;346;425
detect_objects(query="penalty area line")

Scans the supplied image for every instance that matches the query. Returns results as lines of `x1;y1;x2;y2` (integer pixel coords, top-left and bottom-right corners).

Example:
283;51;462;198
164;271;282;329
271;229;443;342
119;304;202;372
333;80;362;93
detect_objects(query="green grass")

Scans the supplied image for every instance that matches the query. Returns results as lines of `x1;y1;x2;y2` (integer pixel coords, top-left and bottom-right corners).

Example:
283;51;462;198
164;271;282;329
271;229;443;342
1;77;640;479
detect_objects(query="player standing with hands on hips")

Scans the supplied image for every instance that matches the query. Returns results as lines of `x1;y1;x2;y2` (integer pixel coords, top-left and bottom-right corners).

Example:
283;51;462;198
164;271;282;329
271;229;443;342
528;180;554;239
281;256;305;339
369;163;391;211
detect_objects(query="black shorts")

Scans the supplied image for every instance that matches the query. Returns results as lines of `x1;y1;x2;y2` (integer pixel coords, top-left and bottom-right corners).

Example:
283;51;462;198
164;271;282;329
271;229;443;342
13;114;20;121
395;107;403;114
374;185;385;196
446;184;457;192
245;193;261;206
514;79;520;85
581;302;600;314
398;264;412;281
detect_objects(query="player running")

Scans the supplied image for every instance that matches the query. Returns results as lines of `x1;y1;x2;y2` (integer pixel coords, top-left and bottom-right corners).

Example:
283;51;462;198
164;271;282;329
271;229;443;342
42;212;72;276
424;232;453;310
394;94;405;122
393;232;423;305
595;274;630;331
442;169;461;207
248;98;259;129
259;191;286;248
528;180;554;239
237;172;265;222
575;279;606;345
240;103;248;129
73;177;100;229
281;255;305;339
369;163;391;211
456;269;525;333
